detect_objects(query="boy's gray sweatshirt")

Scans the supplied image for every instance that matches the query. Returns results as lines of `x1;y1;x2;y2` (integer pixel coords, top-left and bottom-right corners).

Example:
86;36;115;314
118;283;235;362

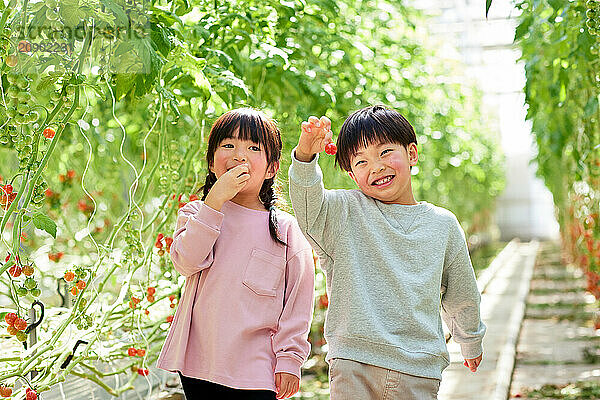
288;150;486;380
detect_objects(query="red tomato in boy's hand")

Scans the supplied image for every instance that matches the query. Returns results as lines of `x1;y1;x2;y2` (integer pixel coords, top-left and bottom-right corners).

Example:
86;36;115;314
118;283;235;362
324;142;337;155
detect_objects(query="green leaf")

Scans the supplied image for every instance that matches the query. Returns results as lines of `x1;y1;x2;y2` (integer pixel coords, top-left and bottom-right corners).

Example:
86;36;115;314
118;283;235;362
486;0;492;17
514;15;533;41
33;212;57;238
584;96;599;118
99;0;129;26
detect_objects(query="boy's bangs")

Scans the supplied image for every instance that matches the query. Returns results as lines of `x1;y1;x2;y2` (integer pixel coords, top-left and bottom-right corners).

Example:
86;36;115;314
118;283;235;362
337;127;399;171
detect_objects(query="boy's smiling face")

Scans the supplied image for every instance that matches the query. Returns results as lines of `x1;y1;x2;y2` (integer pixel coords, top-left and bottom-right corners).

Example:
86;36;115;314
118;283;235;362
348;141;418;204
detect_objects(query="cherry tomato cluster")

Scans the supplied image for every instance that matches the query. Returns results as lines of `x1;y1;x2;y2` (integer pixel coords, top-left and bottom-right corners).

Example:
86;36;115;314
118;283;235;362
45;188;61;209
64;269;87;296
158;140;184;194
127;346;147;357
58;169;76;186
137;367;150;376
123;216;143;260
146;286;156;303
128;296;141;309
0;183;17;210
77;198;94;217
155;233;173;256
586;0;599;36
4;312;28;342
31;177;49;206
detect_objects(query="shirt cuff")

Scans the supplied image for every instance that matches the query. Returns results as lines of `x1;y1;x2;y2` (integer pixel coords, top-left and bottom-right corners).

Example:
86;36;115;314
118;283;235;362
289;147;322;187
274;355;303;379
460;341;483;360
191;202;224;230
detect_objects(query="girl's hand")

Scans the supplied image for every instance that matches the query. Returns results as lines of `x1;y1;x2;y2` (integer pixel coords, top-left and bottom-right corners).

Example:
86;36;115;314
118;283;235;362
295;115;333;162
204;163;250;211
275;372;300;399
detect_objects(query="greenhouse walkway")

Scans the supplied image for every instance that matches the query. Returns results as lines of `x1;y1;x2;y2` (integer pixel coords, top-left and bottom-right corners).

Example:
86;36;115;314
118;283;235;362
439;240;540;400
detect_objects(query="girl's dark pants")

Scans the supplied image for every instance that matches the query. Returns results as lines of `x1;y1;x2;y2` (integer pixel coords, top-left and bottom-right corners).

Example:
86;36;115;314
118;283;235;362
178;371;277;400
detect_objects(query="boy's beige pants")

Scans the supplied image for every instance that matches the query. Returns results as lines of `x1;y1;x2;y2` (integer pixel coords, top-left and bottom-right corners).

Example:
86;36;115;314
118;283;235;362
329;358;441;400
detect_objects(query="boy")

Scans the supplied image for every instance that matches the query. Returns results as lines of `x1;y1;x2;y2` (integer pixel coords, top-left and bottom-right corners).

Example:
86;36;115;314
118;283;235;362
288;105;485;399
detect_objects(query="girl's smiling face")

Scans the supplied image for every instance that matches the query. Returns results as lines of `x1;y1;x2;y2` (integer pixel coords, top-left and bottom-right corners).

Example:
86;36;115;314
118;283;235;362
210;132;278;197
348;141;418;204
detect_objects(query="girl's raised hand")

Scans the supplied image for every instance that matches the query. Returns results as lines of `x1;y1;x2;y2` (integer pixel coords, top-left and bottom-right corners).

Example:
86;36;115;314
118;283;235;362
204;163;250;211
295;116;333;162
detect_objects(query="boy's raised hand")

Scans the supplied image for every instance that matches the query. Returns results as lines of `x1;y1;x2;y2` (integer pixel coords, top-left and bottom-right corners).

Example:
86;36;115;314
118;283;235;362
295;116;333;162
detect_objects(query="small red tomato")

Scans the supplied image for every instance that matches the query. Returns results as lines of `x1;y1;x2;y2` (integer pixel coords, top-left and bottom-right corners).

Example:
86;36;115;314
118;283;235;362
137;368;149;376
3;184;12;194
324;143;337;155
144;309;150;315
13;317;27;331
70;286;79;296
64;271;75;281
67;170;76;179
4;313;17;326
26;389;37;400
147;287;156;295
43;128;56;139
7;326;18;335
146;294;155;303
132;297;140;304
166;315;174;323
127;347;137;357
169;295;176;302
22;265;34;276
76;280;86;290
9;265;22;277
156;233;164;241
0;385;12;397
136;348;146;357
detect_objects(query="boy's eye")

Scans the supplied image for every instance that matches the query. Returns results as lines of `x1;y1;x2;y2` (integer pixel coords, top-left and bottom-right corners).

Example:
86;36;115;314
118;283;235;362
381;149;392;155
222;143;233;148
355;160;365;166
250;145;261;151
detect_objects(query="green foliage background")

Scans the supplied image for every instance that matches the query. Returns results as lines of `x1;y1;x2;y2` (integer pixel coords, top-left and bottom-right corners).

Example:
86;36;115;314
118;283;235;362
0;0;505;397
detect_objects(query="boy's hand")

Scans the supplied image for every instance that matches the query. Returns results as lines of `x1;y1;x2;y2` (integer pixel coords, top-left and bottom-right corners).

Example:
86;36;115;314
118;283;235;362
204;163;250;211
275;372;300;399
463;354;483;372
296;116;333;162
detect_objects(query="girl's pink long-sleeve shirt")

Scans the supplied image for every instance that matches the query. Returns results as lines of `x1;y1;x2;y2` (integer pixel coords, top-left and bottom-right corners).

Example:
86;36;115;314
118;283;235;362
155;200;315;391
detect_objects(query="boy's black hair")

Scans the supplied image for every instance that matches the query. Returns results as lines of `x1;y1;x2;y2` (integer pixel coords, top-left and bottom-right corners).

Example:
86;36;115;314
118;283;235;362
197;108;286;246
335;105;417;172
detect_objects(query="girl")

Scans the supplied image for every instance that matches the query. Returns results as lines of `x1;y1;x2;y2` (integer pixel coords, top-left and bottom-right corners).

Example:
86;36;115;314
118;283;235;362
156;108;315;400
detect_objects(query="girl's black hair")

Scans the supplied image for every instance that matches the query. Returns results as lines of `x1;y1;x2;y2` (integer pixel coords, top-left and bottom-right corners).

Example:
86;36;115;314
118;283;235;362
198;108;286;246
335;105;417;171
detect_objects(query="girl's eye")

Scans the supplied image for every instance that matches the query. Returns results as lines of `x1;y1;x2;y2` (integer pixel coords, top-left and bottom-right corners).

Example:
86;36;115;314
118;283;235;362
355;160;365;166
250;146;261;151
381;149;392;155
222;143;233;148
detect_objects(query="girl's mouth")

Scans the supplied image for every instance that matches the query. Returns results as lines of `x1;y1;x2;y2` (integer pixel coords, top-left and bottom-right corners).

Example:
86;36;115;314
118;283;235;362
371;175;394;187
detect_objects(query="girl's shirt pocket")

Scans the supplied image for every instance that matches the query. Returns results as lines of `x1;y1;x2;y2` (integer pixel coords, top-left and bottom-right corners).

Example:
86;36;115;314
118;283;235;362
242;248;286;297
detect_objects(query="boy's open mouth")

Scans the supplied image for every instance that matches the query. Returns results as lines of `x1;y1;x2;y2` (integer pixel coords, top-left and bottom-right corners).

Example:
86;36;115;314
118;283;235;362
371;175;395;187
